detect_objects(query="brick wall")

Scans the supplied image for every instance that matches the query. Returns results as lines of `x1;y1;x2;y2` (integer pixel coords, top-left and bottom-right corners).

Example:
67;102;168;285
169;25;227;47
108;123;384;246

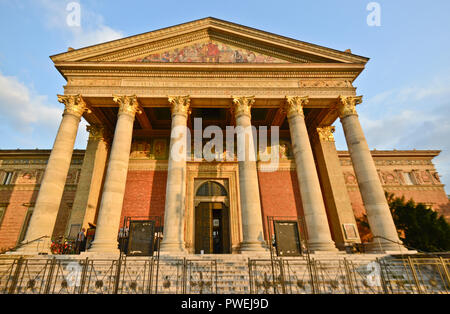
120;170;168;228
257;170;304;240
0;189;38;250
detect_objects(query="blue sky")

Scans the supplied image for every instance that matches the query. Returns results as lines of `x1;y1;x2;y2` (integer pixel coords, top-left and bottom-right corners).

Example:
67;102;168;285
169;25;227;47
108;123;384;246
0;0;449;192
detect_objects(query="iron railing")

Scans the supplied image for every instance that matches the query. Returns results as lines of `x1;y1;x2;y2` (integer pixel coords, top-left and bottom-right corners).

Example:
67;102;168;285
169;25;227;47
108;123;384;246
0;255;449;294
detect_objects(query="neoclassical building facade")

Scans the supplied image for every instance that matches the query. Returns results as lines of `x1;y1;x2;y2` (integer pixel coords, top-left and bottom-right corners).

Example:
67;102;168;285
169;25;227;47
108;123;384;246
0;18;449;255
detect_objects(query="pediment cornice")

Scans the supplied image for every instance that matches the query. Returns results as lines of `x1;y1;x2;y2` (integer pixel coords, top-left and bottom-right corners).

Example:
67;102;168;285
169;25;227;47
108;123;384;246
50;17;369;64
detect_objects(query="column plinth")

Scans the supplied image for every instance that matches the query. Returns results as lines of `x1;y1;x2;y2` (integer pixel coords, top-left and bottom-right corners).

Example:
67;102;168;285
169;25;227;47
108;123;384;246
283;96;337;252
232;96;267;252
16;94;88;254
337;96;406;253
159;96;191;253
88;95;141;253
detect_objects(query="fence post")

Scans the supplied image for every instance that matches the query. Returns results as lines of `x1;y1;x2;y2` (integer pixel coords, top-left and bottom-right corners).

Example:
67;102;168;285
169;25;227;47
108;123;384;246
310;259;319;294
182;258;187;294
43;257;57;294
377;258;390;294
78;257;89;294
113;256;123;294
439;257;450;291
278;259;286;294
7;257;24;294
248;258;254;294
343;258;355;294
406;256;422;294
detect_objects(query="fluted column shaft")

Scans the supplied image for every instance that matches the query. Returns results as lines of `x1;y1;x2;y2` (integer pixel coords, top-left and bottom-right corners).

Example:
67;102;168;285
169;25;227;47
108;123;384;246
233;96;266;252
284;96;337;252
17;95;88;253
88;95;141;253
337;96;405;252
159;96;191;253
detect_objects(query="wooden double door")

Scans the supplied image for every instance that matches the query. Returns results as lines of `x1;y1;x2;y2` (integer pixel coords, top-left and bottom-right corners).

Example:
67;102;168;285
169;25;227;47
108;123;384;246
195;202;230;254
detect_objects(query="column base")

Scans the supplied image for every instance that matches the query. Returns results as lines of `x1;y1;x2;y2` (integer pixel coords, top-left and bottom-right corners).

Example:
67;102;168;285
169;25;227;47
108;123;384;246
159;241;186;254
88;240;120;254
308;241;339;253
239;241;268;253
80;251;121;259
364;240;410;254
13;238;52;255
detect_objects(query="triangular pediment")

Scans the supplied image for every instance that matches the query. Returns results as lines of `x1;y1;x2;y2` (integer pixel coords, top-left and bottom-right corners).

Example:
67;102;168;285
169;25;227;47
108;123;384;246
131;40;289;63
51;17;369;64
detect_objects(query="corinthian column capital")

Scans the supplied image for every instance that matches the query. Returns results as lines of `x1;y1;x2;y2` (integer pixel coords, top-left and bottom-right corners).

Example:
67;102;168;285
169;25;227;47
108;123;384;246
283;96;309;119
317;126;336;142
336;95;363;119
86;124;106;140
57;94;90;118
232;96;255;119
113;95;142;117
168;95;191;117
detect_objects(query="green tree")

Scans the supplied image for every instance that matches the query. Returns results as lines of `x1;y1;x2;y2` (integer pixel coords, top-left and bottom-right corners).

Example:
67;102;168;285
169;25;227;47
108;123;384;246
386;193;450;252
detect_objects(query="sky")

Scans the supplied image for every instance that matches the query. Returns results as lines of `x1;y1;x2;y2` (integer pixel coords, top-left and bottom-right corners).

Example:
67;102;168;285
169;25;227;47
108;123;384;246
0;0;449;193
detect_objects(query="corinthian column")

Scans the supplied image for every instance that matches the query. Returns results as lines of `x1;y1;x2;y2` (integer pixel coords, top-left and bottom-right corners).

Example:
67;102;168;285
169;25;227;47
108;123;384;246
283;96;337;252
232;96;266;252
65;125;109;235
159;96;191;253
17;95;89;253
337;96;406;252
88;95;141;254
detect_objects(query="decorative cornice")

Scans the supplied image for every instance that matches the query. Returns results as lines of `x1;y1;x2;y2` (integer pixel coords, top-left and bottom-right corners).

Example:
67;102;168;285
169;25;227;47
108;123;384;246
232;96;255;119
57;94;90;118
283;96;309;119
346;185;446;192
50;18;369;64
113;95;142;117
317;126;335;142
58;65;362;79
336;95;363;119
168;95;191;117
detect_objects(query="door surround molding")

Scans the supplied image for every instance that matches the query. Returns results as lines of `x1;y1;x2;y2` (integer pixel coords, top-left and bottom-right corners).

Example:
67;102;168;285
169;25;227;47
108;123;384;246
186;162;242;254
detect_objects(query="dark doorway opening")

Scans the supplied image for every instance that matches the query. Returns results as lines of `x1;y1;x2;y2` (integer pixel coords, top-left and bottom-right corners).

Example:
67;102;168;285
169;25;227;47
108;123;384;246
195;202;230;254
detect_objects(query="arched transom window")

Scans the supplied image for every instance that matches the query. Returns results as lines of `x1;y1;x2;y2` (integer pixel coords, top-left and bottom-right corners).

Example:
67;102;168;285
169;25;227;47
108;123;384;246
196;181;227;196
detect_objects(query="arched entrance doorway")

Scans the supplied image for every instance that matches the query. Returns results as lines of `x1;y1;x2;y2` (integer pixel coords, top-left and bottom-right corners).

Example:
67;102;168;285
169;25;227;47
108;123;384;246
194;181;231;254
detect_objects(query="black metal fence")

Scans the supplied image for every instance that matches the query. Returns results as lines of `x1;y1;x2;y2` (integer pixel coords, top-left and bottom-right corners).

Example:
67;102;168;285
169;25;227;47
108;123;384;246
0;257;219;295
248;256;450;294
0;255;449;294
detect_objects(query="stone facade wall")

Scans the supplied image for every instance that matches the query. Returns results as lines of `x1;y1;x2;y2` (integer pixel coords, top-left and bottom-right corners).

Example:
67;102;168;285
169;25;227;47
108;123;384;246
0;153;82;250
339;151;450;220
